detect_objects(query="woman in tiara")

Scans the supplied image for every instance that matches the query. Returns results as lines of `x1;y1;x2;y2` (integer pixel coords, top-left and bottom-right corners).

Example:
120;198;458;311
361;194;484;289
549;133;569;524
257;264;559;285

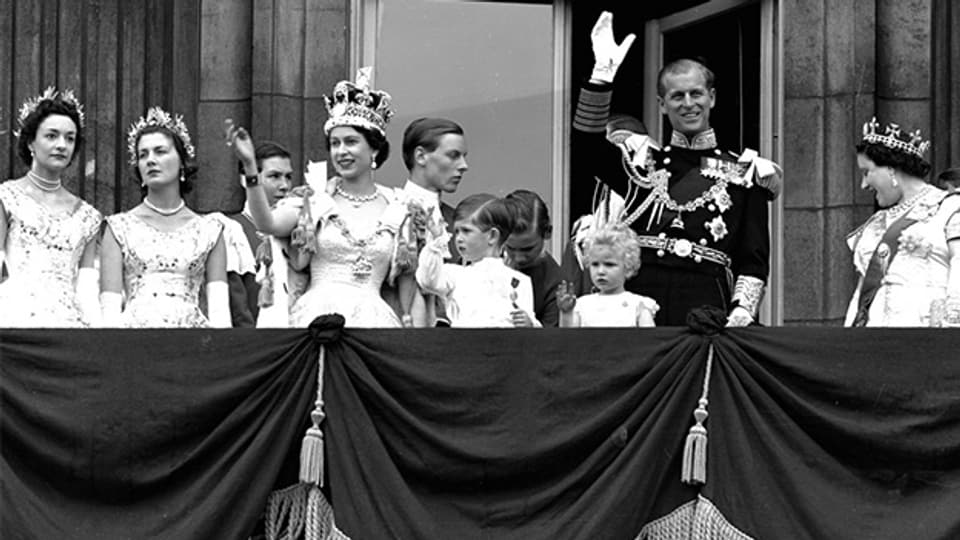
224;68;419;327
845;118;960;327
0;88;102;327
99;107;230;328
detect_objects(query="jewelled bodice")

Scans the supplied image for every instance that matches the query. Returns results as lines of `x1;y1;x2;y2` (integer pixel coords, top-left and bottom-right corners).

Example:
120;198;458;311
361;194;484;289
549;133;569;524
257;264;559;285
0;181;101;327
309;215;393;294
0;181;101;286
107;213;222;327
289;190;406;328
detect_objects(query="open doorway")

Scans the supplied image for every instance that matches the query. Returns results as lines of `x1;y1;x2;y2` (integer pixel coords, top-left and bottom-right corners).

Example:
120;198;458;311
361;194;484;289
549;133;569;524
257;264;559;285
660;3;761;151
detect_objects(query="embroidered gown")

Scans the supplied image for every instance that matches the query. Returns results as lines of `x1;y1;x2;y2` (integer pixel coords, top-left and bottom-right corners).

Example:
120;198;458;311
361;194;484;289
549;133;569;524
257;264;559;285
288;186;407;328
845;187;960;327
0;181;102;327
107;213;223;328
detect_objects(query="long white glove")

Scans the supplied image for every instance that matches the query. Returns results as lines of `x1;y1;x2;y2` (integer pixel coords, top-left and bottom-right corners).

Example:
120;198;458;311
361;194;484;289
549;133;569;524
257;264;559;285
206;280;232;328
100;291;123;327
76;267;101;327
590;11;636;83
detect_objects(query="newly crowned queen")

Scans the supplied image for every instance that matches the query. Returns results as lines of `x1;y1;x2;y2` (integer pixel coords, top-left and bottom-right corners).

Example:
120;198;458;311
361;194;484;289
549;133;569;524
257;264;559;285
845;118;960;327
227;68;420;328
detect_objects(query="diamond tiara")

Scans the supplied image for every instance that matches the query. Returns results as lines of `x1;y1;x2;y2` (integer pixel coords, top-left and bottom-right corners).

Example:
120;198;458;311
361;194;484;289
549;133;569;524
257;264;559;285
861;117;930;158
15;87;86;137
126;107;196;166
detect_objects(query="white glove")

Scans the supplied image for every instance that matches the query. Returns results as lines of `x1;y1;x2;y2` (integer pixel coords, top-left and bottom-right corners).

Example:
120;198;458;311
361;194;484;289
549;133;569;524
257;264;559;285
76;267;101;327
206;280;232;328
100;292;124;327
590;11;636;84
726;306;754;327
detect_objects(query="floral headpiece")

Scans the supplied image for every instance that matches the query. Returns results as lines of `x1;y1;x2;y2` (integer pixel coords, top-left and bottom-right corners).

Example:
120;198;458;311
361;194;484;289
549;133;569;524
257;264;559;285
126;106;196;166
323;67;394;136
861;117;930;159
15;86;85;137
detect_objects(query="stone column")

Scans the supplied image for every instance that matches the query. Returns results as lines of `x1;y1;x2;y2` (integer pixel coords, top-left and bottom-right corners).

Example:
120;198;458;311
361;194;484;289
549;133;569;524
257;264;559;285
875;0;933;151
194;0;253;213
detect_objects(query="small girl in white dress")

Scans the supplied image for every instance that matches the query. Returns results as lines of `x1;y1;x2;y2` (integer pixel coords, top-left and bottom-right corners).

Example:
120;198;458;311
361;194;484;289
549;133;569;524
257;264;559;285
417;194;539;327
557;223;658;327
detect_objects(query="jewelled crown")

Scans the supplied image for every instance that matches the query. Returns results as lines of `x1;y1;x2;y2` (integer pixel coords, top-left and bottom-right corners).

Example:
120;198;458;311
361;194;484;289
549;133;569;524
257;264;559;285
861;117;930;158
323;67;394;136
126;107;196;166
15;86;85;137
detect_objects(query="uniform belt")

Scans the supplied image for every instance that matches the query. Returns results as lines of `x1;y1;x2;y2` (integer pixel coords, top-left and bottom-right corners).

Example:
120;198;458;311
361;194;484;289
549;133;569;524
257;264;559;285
637;234;731;267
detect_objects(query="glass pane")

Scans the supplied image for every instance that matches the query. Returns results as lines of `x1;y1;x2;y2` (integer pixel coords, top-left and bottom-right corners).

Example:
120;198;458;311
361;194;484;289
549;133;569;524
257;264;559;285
374;0;555;207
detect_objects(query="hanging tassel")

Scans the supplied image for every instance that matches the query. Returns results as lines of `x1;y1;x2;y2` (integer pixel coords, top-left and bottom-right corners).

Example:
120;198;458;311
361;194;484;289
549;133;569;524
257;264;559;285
300;345;326;486
682;343;714;486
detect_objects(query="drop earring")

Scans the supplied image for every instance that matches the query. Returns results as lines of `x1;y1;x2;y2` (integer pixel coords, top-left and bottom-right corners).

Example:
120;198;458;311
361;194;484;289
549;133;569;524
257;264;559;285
371;160;378;170
180;170;186;183
889;169;898;188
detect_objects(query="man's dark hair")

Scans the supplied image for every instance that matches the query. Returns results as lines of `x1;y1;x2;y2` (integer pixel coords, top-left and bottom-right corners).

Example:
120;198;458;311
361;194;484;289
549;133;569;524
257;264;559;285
935;167;960;190
237;140;292;174
402;117;464;171
656;58;715;98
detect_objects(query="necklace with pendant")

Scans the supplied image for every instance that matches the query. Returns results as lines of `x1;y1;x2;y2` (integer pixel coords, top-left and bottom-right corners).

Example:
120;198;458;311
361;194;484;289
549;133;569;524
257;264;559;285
143;197;185;216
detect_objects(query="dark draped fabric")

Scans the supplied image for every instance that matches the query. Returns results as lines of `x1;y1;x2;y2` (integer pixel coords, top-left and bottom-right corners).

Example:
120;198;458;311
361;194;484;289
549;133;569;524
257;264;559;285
1;329;316;540
3;326;960;539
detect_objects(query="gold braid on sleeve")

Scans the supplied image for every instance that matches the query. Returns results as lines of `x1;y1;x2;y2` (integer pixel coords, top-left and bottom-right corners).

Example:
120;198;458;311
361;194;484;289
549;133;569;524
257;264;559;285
732;275;765;317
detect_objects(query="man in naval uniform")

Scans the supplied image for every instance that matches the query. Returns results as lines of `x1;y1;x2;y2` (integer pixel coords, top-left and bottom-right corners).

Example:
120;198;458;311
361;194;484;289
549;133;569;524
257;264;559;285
571;11;781;326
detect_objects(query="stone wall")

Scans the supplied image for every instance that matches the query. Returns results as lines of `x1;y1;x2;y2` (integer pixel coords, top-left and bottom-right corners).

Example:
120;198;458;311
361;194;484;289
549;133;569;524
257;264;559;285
780;0;957;325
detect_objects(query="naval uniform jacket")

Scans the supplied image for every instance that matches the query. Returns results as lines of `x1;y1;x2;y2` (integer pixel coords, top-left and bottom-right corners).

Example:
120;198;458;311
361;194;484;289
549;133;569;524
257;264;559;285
572;82;772;324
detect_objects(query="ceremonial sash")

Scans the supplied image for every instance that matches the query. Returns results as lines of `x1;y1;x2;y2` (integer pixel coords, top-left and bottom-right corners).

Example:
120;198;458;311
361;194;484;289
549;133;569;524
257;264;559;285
851;213;918;326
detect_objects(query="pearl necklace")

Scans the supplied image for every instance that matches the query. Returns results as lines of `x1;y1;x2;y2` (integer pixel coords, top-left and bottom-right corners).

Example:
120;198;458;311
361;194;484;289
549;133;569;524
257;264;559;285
26;170;62;192
335;183;380;207
143;197;186;216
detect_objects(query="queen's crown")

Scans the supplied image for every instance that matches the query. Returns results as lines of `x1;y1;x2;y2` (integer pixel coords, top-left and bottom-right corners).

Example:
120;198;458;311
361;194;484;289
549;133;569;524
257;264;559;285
323;67;394;136
861;117;930;158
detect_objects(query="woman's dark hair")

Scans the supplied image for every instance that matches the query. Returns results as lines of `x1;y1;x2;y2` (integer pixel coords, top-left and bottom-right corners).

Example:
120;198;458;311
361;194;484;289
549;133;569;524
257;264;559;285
856;141;931;179
505;189;552;239
131;125;198;196
325;125;390;168
454;193;515;247
16;99;85;167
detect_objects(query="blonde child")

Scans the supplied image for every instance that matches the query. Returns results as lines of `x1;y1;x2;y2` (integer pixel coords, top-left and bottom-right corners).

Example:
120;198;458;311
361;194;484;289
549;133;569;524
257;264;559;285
557;223;658;327
417;194;539;327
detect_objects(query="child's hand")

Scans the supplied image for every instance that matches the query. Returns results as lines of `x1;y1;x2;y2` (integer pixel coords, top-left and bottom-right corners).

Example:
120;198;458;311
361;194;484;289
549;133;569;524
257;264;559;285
556;280;577;313
510;309;535;328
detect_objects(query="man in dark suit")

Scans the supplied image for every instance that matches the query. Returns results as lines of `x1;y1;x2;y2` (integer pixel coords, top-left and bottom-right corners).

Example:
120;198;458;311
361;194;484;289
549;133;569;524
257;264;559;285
226;141;293;326
401;117;469;325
